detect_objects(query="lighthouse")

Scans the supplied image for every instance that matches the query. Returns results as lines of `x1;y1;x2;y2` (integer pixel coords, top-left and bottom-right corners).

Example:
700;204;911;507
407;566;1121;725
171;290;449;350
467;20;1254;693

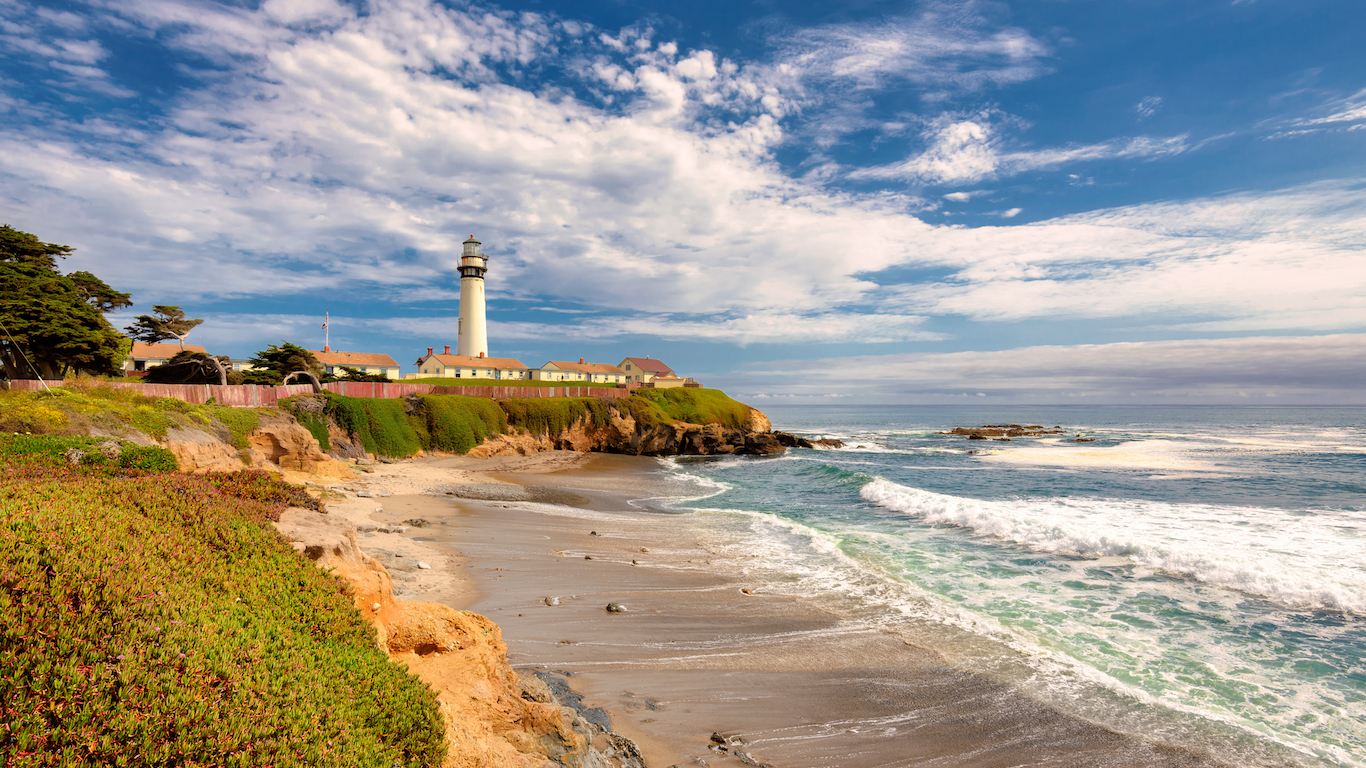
456;235;489;357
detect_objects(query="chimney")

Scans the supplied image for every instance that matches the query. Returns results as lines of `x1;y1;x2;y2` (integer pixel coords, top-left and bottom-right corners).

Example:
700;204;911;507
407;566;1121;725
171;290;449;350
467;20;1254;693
479;351;485;358
427;347;433;356
444;345;451;355
579;357;584;364
324;345;330;353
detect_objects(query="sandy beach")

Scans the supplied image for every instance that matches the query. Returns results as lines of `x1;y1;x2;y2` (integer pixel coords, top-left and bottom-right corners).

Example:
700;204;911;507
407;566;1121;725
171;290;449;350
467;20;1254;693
321;451;1232;768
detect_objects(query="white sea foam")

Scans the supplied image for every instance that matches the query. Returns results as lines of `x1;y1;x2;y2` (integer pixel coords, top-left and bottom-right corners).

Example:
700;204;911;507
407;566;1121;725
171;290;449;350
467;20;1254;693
979;439;1216;471
859;478;1366;614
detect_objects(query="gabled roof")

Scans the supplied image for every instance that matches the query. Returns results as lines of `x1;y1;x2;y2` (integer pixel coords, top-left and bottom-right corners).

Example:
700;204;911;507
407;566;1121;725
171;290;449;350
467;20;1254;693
309;350;400;368
128;342;207;359
620;357;674;375
419;353;528;369
543;361;625;374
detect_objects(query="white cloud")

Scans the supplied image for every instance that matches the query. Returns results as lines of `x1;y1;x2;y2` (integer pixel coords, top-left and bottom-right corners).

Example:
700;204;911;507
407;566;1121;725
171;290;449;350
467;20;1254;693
883;181;1366;330
775;4;1050;94
1135;96;1162;119
0;0;1359;354
201;311;946;349
723;334;1366;403
855;110;1188;184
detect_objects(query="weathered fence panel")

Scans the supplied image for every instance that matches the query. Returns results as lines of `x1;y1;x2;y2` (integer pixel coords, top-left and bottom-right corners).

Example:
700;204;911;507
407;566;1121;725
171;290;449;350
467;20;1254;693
3;378;630;406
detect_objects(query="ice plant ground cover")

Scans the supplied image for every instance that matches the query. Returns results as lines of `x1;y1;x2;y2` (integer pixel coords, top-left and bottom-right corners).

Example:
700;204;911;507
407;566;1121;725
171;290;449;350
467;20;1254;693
0;436;446;767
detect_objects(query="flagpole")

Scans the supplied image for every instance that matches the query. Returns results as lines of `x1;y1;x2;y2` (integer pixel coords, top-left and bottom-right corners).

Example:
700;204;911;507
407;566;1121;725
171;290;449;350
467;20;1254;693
324;311;330;351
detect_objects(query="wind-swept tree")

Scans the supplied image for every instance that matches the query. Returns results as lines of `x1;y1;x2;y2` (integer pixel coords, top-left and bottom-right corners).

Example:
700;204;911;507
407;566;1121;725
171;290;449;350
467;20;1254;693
144;350;231;385
125;306;203;350
246;342;323;386
0;225;129;379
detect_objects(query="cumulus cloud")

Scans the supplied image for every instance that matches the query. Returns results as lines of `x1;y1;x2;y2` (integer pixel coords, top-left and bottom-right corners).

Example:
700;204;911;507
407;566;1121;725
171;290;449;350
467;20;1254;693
0;0;1359;361
881;181;1366;331
721;334;1366;403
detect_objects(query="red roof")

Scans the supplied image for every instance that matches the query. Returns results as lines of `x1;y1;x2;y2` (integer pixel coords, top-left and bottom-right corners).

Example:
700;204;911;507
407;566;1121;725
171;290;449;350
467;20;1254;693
128;342;207;360
309;350;400;368
621;357;674;376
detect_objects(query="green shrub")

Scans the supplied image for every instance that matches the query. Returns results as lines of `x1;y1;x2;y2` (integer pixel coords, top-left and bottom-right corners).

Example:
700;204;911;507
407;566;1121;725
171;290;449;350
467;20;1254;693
207;406;263;450
0;462;444;767
296;411;331;450
310;394;420;458
411;395;507;454
0;434;179;474
632;388;751;429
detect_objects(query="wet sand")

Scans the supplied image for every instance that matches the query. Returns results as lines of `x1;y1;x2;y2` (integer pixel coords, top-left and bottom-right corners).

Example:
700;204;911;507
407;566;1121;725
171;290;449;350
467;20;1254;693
328;452;1234;768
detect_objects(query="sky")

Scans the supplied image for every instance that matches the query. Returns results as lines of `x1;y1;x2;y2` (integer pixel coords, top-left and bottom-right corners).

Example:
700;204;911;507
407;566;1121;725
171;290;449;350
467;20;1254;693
2;0;1364;403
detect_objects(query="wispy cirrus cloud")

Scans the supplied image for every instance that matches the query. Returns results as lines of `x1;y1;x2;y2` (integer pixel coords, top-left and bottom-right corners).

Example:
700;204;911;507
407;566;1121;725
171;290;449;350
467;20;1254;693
852;110;1188;185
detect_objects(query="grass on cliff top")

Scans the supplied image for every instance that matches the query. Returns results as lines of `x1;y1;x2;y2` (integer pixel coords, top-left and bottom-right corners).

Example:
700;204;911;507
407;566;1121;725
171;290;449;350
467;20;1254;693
0;440;445;767
282;392;509;458
278;389;756;459
631;388;753;429
405;377;618;388
0;381;262;447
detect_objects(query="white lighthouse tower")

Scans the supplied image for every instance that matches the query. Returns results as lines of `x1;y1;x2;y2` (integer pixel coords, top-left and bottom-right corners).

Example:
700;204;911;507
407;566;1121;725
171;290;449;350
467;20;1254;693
456;235;489;357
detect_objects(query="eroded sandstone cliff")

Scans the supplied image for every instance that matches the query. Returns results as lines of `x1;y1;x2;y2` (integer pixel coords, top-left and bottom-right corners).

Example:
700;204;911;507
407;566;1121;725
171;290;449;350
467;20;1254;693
273;507;641;768
469;403;785;458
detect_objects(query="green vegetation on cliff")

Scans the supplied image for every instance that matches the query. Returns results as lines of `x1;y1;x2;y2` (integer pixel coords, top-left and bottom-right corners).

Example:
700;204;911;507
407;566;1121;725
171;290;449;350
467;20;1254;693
632;388;753;429
0;381;262;448
276;388;757;459
0;438;446;767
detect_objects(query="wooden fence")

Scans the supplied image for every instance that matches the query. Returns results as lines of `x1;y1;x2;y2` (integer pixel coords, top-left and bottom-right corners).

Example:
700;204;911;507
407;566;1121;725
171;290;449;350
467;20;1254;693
2;379;630;407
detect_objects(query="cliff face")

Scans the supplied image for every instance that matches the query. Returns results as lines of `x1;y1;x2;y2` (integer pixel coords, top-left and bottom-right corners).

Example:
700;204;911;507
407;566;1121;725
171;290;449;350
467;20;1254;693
161;411;356;478
274;507;637;768
470;404;783;459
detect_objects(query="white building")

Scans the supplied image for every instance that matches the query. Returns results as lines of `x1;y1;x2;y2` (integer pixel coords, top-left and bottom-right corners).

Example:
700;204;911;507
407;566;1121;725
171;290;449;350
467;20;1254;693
617;357;676;384
411;346;529;380
309;349;402;379
456;235;488;358
531;359;628;384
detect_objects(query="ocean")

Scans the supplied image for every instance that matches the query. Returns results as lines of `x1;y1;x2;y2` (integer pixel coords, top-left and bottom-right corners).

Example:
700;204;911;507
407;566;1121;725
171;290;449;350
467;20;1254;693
657;405;1365;767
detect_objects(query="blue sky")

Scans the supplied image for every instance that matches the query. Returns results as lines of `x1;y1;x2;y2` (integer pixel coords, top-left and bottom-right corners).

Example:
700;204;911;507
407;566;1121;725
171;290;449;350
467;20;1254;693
2;0;1364;402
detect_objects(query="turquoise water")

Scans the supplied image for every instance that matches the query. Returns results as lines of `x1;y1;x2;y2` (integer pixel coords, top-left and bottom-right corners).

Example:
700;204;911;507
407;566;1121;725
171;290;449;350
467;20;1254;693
663;406;1366;767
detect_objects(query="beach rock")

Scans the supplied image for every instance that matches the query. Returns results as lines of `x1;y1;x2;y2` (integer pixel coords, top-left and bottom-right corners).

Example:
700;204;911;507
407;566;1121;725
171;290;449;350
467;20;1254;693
377;524;407;534
605;603;627;613
589;531;599;536
404;518;431;528
356;490;375;498
357;524;378;533
710;732;727;745
738;433;785;456
734;751;774;768
416;561;432;570
544;597;560;606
